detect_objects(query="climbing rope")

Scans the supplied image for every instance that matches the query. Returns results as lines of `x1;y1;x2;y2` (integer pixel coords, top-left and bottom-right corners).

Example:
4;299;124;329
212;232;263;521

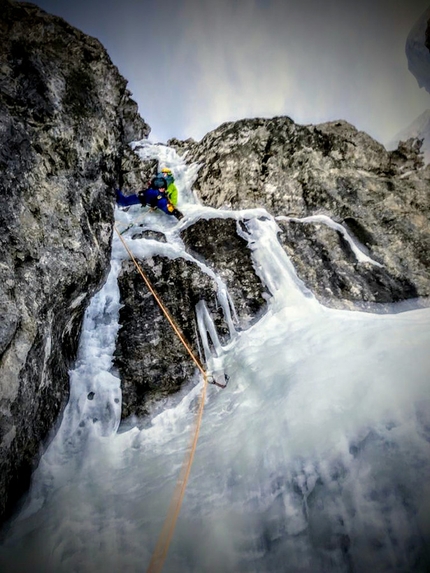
117;206;155;235
114;225;209;573
146;375;208;573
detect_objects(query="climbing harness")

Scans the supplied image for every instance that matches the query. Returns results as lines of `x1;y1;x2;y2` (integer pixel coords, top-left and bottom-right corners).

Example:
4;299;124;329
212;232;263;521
114;225;224;573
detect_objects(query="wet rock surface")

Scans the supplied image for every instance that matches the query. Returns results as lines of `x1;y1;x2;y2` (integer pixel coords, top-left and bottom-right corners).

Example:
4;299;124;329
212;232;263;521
0;0;149;523
169;117;430;307
180;217;268;327
277;219;419;308
117;116;430;419
115;216;268;419
115;254;226;419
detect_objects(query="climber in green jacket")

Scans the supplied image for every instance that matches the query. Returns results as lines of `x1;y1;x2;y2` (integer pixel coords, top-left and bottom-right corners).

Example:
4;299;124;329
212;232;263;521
159;167;179;206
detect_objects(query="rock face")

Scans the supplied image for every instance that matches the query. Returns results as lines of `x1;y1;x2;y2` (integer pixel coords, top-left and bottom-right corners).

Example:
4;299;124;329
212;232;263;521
0;0;149;523
181;217;268;326
116;117;430;423
115;217;268;419
168;117;430;308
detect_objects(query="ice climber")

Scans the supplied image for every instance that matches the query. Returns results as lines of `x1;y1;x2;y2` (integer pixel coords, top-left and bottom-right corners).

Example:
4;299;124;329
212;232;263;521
158;167;178;206
115;176;184;220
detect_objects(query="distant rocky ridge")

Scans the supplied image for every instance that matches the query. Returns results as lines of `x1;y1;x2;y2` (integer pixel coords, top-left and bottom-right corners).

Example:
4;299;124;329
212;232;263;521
388;109;430;165
0;0;149;524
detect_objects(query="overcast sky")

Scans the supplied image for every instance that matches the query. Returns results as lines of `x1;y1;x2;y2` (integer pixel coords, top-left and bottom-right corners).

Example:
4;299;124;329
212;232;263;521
28;0;430;146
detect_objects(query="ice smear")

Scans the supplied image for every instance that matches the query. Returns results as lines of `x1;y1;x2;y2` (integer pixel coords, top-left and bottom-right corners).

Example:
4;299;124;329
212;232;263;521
277;213;382;266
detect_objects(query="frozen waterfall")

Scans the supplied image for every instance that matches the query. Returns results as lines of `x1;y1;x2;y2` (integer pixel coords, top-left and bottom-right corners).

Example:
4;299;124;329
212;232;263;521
1;143;429;573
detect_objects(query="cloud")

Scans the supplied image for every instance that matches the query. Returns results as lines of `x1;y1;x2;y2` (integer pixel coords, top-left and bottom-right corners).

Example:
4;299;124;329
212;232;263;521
167;0;430;144
31;0;430;144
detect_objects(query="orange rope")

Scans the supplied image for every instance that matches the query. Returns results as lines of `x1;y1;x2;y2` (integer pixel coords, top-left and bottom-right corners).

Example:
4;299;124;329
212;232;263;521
146;375;207;573
114;225;206;375
114;225;208;573
117;207;155;235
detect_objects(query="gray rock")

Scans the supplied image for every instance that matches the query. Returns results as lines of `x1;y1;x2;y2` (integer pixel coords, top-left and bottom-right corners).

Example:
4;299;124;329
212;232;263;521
277;219;418;308
120;146;157;193
181;217;268;327
388;111;430;166
0;0;149;523
115;217;268;419
169;117;430;307
115;255;227;419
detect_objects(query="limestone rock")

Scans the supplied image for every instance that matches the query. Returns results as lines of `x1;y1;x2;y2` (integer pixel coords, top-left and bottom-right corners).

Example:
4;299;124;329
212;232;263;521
181;217;268;328
115;255;227;419
115;217;268;419
169;117;430;306
388;112;430;166
0;0;149;523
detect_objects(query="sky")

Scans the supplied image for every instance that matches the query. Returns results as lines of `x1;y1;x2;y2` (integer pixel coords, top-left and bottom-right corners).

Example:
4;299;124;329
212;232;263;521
27;0;430;146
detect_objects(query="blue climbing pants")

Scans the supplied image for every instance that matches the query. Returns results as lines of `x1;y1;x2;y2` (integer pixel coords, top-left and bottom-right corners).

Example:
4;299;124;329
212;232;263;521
115;189;141;207
116;188;174;215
